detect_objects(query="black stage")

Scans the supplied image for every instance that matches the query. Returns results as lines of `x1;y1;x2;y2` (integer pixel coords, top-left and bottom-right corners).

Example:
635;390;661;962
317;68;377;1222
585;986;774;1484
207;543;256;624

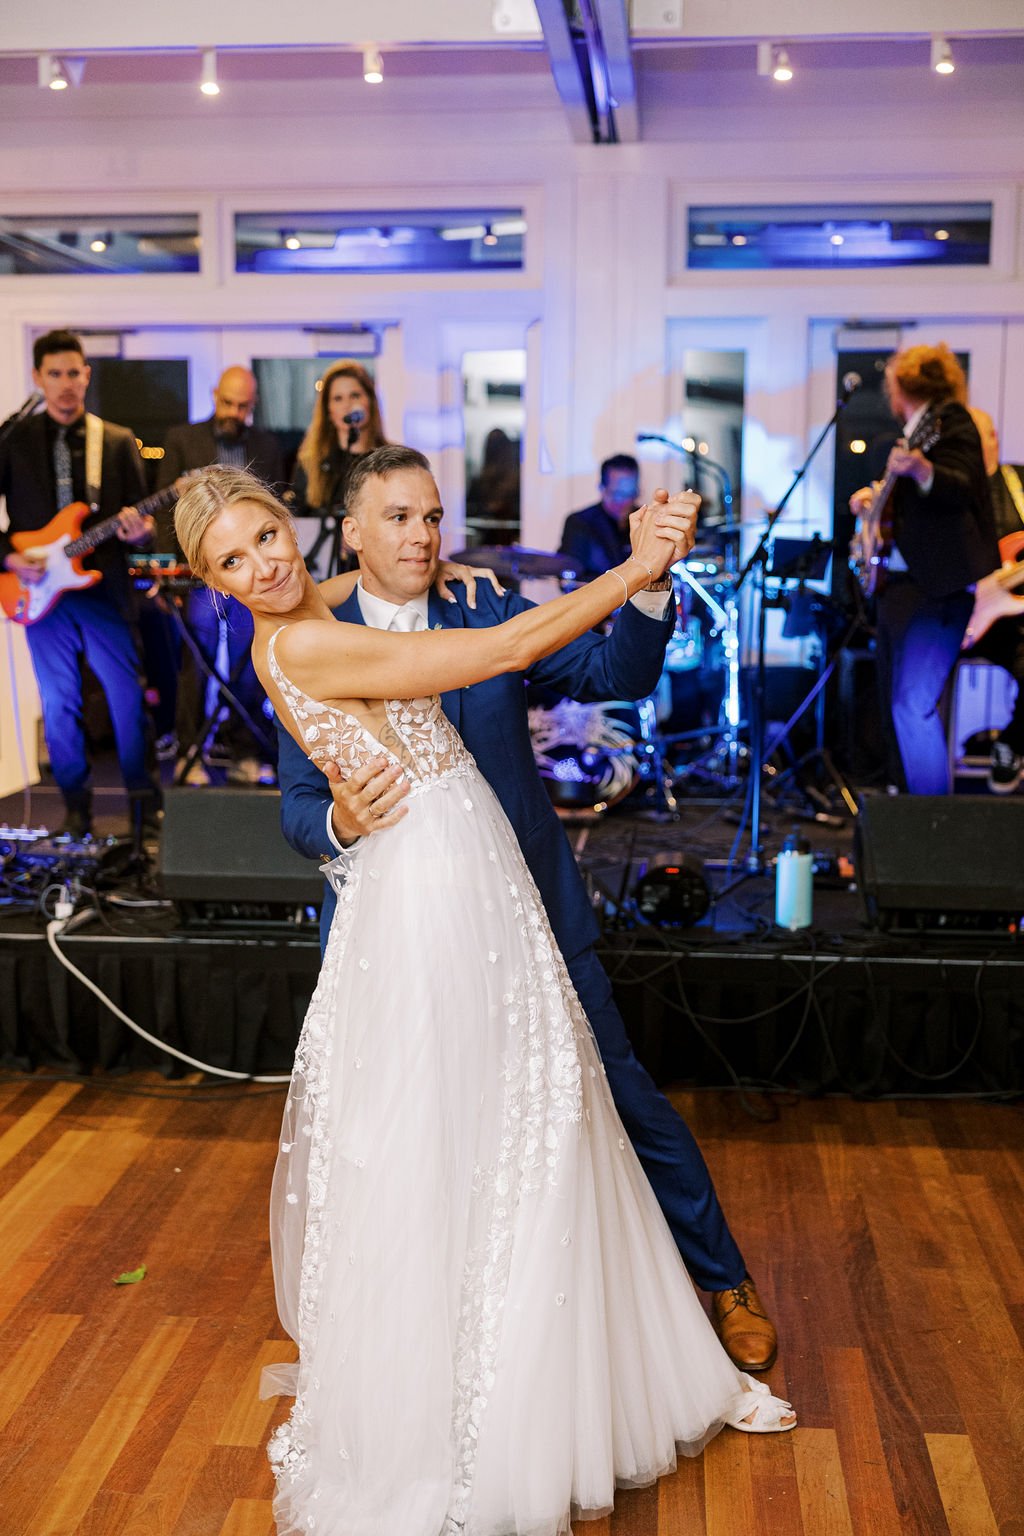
1;772;1022;1100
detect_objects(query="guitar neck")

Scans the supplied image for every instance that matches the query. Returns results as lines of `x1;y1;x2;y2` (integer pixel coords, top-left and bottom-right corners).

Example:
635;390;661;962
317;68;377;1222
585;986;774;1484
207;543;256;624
65;481;182;558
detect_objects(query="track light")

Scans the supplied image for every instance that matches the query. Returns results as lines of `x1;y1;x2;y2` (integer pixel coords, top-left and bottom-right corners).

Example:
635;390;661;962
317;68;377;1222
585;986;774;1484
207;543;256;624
284;234;301;250
89;236;108;253
931;37;955;74
363;47;383;85
482;225;498;247
38;54;69;91
772;47;793;82
200;49;220;97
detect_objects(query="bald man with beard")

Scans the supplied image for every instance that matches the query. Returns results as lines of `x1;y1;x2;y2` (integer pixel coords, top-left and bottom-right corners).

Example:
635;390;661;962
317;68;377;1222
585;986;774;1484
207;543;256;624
157;367;284;781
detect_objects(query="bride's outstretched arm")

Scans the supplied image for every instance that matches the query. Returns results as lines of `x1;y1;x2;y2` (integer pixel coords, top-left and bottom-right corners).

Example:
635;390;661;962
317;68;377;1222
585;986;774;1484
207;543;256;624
277;497;696;705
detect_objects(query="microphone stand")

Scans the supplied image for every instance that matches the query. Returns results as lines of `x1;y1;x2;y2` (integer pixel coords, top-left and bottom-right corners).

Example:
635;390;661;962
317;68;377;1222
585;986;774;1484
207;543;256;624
0;393;43;447
303;422;362;580
719;383;858;887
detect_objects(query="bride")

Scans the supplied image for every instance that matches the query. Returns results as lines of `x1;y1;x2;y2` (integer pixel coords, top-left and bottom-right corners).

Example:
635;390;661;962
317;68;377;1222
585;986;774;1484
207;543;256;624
173;465;795;1536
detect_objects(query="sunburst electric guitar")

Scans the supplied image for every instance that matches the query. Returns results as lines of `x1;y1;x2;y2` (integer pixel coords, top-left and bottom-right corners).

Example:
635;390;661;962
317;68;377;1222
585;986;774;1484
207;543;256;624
962;529;1024;649
849;409;941;598
0;476;191;626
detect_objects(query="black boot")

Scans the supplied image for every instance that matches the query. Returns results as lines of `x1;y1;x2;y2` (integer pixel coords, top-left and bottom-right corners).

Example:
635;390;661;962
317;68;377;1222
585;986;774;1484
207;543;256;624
57;791;93;840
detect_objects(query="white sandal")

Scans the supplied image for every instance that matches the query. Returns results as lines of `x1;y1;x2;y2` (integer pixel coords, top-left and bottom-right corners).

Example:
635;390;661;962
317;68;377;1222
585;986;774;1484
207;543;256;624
727;1372;797;1434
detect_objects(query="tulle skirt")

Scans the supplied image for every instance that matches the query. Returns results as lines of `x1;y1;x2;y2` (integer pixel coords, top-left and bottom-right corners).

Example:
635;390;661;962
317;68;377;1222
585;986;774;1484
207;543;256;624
261;761;747;1536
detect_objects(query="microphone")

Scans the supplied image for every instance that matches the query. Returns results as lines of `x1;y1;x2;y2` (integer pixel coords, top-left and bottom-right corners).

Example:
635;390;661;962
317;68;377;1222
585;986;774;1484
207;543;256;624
636;432;664;443
2;391;43;427
343;409;366;427
840;372;862;402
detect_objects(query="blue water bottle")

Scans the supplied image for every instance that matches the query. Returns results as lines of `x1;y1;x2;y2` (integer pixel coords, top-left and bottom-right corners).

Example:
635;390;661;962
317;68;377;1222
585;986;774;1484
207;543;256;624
775;830;813;931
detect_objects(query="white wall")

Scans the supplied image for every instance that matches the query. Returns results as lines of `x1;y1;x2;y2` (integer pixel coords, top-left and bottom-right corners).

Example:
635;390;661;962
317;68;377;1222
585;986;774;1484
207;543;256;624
1;46;1023;788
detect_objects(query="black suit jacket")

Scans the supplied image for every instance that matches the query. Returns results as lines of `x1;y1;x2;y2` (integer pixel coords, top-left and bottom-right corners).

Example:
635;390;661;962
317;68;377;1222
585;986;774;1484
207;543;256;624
559;502;631;578
156;417;284;551
0;412;147;616
892;400;999;599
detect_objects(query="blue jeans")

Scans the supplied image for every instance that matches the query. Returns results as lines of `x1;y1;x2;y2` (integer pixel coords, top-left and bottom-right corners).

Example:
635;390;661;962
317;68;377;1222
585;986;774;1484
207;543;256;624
566;943;747;1292
25;590;159;808
876;577;974;795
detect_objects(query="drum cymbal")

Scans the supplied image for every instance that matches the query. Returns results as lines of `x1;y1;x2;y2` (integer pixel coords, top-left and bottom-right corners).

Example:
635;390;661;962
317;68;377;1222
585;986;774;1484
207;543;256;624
451;545;583;581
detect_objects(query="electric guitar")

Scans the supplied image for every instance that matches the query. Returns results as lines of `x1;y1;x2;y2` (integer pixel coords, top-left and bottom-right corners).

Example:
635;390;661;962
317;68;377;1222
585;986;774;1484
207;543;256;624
848;408;941;597
0;476;192;625
962;528;1024;649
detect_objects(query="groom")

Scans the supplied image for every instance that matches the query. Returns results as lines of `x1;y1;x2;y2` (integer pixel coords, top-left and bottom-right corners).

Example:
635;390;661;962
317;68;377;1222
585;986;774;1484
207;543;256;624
276;445;780;1373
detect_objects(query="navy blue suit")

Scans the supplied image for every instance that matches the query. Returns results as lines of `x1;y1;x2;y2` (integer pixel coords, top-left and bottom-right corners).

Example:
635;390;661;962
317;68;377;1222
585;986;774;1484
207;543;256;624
276;583;746;1292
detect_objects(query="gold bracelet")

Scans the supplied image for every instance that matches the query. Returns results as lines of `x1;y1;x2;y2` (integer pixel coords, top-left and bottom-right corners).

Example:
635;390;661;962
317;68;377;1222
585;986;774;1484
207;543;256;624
626;553;655;585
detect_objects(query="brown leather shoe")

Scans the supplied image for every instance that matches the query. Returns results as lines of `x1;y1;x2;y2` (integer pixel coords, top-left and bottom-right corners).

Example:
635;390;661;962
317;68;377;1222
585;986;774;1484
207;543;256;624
712;1277;778;1372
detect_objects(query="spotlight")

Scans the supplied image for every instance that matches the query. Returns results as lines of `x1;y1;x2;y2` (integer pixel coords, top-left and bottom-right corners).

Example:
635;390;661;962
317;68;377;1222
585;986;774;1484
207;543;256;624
772;47;793;83
482;225;498;247
200;49;220;97
39;55;69;91
89;236;108;253
632;853;711;928
284;234;301;251
363;47;383;84
931;37;955;75
731;234;748;246
829;233;844;246
850;439;867;455
935;227;950;241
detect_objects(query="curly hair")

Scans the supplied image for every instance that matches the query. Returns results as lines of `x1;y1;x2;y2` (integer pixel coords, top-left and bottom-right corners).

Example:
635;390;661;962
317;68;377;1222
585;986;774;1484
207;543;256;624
885;343;967;408
174;466;294;583
295;360;389;509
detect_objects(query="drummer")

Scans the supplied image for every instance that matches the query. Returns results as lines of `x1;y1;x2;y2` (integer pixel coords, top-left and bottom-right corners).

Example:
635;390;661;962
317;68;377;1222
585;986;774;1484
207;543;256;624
559;453;640;577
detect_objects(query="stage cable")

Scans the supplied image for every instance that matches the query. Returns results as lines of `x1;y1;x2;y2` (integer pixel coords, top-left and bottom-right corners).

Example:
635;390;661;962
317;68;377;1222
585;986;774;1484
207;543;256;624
5;621;33;828
45;916;292;1084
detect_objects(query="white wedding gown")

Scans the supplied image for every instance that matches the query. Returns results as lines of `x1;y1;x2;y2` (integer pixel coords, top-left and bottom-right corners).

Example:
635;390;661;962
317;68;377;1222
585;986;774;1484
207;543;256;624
261;631;765;1536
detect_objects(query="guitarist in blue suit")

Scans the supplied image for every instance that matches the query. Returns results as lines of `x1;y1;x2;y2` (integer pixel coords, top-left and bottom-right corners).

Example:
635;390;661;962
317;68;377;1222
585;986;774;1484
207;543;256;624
276;445;780;1373
0;329;161;837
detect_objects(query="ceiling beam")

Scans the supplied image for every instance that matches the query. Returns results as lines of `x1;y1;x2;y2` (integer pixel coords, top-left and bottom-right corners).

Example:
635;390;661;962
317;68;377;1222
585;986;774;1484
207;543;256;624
533;0;595;143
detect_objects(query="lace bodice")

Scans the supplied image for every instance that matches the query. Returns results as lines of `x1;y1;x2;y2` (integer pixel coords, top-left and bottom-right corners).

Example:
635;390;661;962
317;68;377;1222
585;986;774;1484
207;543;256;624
267;626;471;789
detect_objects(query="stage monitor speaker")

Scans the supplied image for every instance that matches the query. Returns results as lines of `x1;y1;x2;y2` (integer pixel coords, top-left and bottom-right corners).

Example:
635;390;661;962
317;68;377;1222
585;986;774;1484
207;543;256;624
854;795;1024;932
160;787;324;905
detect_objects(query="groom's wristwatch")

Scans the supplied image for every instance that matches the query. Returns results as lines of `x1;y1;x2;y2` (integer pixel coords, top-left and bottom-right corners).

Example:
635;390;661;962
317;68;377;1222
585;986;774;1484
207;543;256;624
645;575;673;592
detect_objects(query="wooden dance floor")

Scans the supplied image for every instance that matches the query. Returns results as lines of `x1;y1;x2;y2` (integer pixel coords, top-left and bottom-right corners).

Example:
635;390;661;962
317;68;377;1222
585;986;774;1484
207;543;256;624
1;1077;1021;1536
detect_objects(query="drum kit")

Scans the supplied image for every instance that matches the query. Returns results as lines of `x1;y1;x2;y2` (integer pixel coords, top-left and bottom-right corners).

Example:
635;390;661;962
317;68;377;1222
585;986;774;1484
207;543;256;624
456;542;745;816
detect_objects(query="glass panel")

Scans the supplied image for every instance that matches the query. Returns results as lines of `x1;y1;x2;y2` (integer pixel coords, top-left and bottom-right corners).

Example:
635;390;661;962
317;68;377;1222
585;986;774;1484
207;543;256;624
251;356;379;484
0;215;200;275
682;348;744;554
688;203;991;271
235;210;525;274
85;358;190;489
830;346;969;603
462;350;525;547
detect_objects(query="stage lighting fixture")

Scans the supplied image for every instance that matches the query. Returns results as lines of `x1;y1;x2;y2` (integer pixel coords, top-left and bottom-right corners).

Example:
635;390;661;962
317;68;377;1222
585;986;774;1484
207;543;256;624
39;55;69;91
482;225;498;246
935;228;950;241
89;236;108;253
284;234;301;250
931;37;955;75
632;853;711;928
772;47;793;83
363;47;384;84
200;49;220;97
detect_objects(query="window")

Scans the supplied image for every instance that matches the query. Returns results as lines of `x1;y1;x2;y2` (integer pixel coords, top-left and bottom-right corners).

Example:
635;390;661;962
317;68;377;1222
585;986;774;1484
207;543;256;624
235;210;525;274
688;203;991;271
0;215;200;275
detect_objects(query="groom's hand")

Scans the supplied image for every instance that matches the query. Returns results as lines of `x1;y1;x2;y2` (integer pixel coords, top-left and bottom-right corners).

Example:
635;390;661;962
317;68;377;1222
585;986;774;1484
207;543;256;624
324;755;409;844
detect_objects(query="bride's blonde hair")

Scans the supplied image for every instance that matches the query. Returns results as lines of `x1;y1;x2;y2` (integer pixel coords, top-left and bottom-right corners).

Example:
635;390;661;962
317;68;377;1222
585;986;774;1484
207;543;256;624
174;466;295;583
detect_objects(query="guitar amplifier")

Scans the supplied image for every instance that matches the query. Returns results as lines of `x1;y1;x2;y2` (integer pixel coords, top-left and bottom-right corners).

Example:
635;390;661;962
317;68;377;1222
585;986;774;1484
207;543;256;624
854;796;1024;932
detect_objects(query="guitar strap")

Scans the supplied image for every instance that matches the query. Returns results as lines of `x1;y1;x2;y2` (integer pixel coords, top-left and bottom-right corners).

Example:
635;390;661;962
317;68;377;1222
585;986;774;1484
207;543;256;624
84;413;103;511
1000;465;1024;530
